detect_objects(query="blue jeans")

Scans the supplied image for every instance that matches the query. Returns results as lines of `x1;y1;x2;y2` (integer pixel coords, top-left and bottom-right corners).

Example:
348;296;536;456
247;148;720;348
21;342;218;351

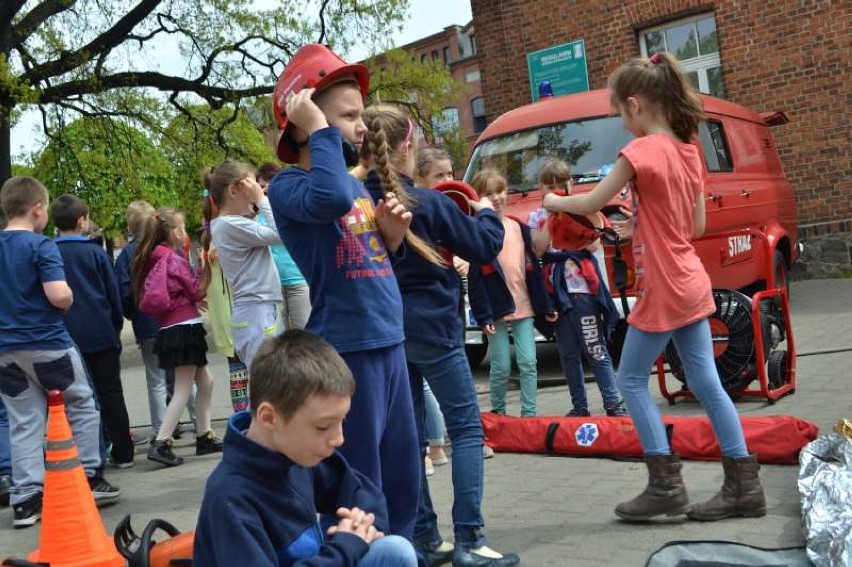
489;317;537;416
617;318;748;457
406;341;486;549
360;535;418;567
554;294;621;411
0;397;10;475
423;382;445;445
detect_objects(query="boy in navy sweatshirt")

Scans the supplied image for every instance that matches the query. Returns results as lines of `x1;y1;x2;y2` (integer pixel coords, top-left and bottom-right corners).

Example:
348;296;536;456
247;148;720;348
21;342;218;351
194;330;416;567
267;44;419;539
51;194;134;470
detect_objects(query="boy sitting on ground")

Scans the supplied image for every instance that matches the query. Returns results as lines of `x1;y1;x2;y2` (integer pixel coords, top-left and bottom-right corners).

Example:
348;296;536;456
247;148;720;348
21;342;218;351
194;330;417;567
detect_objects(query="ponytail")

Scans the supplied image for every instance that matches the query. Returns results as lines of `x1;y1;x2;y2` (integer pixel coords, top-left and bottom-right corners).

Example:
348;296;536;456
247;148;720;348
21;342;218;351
363;104;445;267
130;208;182;300
608;51;704;143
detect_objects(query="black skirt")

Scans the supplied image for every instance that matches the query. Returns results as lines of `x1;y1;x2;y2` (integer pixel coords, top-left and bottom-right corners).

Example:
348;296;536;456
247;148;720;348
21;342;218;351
154;323;208;370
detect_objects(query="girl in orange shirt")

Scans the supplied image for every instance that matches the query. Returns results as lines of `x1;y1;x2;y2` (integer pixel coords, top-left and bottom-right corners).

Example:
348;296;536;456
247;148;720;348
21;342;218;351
544;52;765;523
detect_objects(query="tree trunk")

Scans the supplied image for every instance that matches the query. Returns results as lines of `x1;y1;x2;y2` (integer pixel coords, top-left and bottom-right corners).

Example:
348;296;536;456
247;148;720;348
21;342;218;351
0;118;10;229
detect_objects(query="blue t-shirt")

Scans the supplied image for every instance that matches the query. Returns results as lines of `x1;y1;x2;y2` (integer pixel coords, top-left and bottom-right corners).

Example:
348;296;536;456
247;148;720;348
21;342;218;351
267;127;404;353
0;231;74;352
256;215;307;287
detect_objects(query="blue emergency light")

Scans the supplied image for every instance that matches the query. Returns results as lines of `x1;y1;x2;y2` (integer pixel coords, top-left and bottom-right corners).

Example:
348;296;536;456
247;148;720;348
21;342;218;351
538;80;554;100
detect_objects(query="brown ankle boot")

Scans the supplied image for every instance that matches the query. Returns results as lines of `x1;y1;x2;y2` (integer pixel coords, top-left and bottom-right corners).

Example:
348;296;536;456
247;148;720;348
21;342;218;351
615;454;689;521
687;453;766;521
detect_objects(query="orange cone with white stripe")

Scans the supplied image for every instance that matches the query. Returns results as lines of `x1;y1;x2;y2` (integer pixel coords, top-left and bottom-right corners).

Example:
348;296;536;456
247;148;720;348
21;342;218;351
26;390;124;567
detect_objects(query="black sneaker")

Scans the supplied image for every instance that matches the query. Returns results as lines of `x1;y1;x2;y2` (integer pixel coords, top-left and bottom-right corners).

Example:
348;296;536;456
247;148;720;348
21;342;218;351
0;474;11;507
605;401;629;417
172;424;187;440
566;407;591;417
88;476;121;507
13;492;42;529
148;438;184;467
196;431;224;456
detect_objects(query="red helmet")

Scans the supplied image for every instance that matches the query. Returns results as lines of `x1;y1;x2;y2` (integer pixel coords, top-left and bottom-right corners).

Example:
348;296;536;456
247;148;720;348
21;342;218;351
433;180;479;216
272;44;370;162
548;210;608;250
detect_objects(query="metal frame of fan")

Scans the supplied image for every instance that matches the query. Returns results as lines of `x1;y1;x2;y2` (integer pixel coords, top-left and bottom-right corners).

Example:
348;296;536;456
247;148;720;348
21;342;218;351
664;289;766;393
656;228;798;405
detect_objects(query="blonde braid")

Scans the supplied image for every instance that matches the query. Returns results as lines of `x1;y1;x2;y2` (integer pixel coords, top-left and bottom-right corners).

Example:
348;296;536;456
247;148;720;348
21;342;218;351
365;106;445;266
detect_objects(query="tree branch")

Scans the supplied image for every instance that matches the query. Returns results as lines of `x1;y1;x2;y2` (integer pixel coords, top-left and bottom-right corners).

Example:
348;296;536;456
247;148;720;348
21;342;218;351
317;0;331;45
0;0;28;34
22;0;162;85
38;71;273;105
10;0;78;49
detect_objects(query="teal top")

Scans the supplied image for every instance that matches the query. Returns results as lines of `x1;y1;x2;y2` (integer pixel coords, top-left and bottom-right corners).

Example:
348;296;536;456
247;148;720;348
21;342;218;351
257;214;307;287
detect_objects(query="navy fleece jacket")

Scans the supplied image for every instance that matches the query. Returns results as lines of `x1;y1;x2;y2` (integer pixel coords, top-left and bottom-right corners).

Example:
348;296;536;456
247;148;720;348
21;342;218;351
55;236;123;353
114;239;160;342
467;218;553;326
363;171;504;347
543;249;620;338
194;411;390;567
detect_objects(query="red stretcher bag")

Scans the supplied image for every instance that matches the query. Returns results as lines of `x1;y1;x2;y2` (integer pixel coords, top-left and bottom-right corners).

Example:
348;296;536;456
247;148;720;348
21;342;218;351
481;412;818;465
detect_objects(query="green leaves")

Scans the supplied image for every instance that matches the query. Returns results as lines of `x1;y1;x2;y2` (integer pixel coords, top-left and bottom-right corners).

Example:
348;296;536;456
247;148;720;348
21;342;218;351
364;47;463;143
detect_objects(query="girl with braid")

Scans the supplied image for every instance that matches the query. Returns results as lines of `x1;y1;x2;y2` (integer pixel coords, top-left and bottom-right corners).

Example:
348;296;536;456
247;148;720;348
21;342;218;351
361;103;520;567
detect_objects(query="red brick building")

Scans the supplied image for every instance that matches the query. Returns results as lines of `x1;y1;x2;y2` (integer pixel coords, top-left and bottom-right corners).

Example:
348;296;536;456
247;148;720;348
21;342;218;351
366;22;485;162
471;0;850;238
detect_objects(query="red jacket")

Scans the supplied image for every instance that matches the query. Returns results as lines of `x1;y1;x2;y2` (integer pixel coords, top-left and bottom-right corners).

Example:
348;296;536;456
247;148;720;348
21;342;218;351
139;244;203;328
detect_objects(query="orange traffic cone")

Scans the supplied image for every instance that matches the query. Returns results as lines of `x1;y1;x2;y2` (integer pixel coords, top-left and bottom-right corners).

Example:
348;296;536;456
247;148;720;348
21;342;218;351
26;390;124;567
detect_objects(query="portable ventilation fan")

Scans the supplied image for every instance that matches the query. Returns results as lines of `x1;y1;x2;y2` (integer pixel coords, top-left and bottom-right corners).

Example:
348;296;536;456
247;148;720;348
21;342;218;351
665;289;771;394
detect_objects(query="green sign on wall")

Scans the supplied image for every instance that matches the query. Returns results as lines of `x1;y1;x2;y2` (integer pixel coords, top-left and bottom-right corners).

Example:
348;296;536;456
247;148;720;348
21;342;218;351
526;40;589;102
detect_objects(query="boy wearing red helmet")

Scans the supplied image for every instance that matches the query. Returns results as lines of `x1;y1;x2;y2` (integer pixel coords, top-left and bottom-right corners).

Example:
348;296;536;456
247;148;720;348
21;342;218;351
528;159;627;417
266;44;420;541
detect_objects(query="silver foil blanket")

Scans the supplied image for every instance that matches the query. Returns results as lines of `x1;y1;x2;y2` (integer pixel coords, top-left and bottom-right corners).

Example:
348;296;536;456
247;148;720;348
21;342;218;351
798;432;852;566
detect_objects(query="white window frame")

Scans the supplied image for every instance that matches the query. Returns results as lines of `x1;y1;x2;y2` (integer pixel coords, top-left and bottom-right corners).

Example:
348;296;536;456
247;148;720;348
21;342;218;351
639;14;722;96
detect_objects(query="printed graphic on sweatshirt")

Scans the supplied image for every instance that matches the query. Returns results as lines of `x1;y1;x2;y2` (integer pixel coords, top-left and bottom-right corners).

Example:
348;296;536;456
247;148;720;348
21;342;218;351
335;197;393;280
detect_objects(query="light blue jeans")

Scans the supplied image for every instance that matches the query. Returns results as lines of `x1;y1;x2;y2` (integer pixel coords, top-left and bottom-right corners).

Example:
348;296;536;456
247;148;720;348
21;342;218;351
423;381;445;445
359;535;417;567
617;318;748;457
139;338;167;434
0;396;10;475
489;317;538;416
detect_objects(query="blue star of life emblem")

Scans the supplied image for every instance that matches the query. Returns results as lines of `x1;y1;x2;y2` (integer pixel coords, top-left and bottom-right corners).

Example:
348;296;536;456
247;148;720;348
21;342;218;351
575;423;599;447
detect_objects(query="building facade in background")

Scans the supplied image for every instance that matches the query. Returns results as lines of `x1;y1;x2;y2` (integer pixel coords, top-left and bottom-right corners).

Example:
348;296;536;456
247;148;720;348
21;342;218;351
471;0;850;273
367;22;484;166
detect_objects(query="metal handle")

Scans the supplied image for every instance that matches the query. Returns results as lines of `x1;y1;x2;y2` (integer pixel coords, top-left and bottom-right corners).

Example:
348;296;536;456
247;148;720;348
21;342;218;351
707;193;722;204
740;190;752;198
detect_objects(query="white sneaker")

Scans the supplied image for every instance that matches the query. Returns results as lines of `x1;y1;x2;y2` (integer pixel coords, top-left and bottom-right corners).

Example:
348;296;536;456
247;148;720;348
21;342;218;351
483;444;495;459
425;456;435;477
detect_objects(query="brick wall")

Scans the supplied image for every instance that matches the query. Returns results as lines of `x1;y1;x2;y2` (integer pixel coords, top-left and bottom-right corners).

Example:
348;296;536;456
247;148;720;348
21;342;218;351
471;0;851;228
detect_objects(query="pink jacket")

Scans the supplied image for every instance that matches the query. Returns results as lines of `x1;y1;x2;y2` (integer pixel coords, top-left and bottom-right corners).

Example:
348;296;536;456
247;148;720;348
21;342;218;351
139;244;204;328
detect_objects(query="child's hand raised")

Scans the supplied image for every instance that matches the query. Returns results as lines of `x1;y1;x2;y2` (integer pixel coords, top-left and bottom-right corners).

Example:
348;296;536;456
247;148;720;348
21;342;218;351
285;88;329;135
327;507;384;544
611;206;634;240
375;192;412;254
468;195;493;213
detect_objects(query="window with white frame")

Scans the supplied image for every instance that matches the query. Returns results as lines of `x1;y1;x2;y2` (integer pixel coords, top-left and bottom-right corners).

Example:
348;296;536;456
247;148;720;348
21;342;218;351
639;14;726;98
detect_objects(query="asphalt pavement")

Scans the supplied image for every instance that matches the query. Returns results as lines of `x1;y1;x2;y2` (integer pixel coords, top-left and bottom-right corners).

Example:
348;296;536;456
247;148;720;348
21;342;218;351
1;278;851;565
